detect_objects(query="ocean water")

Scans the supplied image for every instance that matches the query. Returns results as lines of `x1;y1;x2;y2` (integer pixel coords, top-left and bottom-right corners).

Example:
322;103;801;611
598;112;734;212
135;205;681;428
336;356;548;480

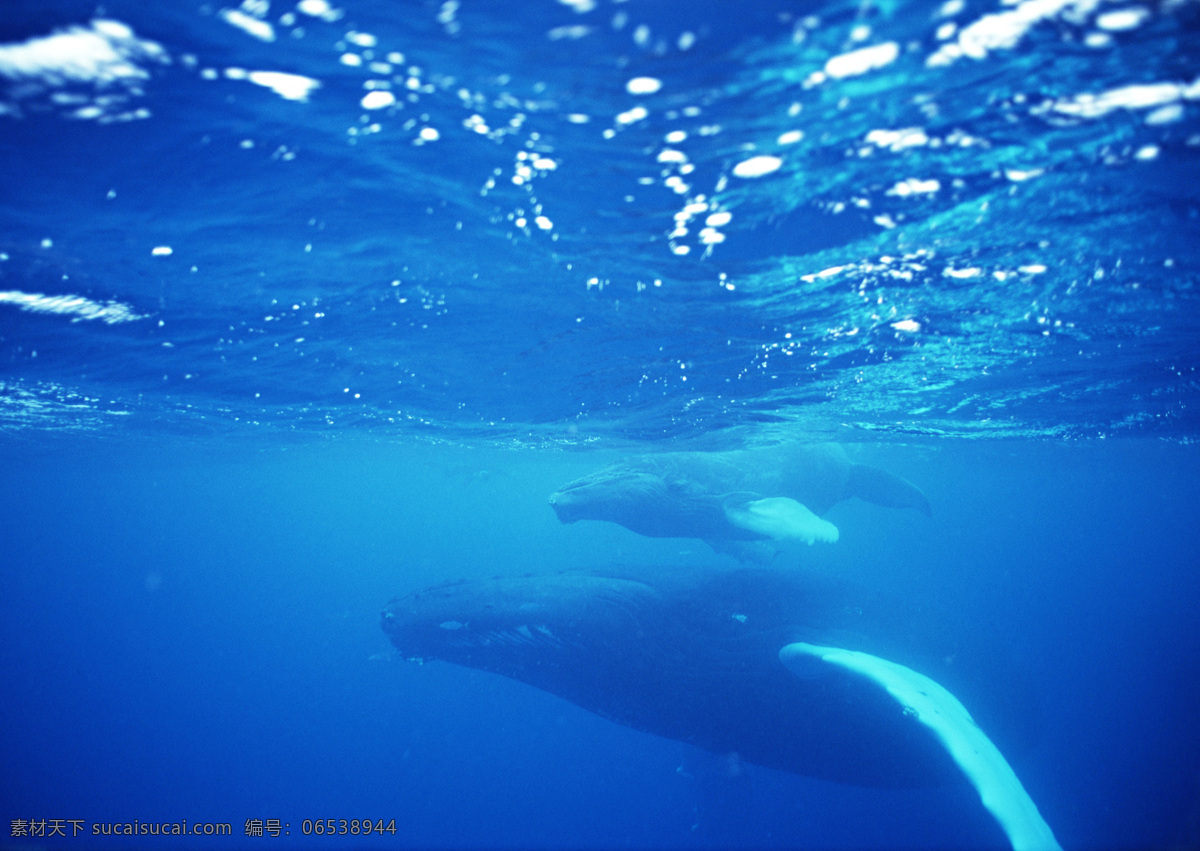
1;0;1199;849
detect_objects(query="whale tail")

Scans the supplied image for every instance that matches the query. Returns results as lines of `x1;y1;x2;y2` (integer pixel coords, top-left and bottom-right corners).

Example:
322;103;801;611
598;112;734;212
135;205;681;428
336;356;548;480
847;463;932;517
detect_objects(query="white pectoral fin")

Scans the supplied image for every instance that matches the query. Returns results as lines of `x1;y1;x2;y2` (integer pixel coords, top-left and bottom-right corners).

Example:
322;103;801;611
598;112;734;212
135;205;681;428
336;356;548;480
778;643;1062;851
723;496;839;544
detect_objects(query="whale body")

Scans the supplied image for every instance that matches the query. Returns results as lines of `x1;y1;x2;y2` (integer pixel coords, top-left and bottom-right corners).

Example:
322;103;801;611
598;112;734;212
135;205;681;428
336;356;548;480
548;442;930;550
383;566;952;785
381;566;1060;849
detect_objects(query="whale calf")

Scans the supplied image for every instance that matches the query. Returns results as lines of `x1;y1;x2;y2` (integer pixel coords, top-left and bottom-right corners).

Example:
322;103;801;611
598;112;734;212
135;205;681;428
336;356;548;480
382;566;1059;850
549;442;930;553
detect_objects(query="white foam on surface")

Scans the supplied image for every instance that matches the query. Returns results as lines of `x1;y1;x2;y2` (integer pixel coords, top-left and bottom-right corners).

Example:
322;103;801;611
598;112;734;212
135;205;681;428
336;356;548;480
346;31;377;48
1145;103;1184;125
548;25;592;41
927;0;1095;66
615;105;648;125
0;20;165;85
1052;81;1186;118
248;70;320;101
297;0;335;17
1095;7;1150;31
0;290;146;324
866;127;930;151
0;19;167;121
626;76;662;95
732;155;783;178
824;42;899;78
360;90;395;110
219;9;276;42
887;177;941;196
779;643;1062;851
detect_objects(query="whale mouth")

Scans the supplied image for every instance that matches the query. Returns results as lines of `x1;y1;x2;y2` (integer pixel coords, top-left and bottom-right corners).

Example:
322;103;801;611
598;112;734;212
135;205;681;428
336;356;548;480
548;490;581;522
382;572;662;667
549;469;667;516
548;473;621;523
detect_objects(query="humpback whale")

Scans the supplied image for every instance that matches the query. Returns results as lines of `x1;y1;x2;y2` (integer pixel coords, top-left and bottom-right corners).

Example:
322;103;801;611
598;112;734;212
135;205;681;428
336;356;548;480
548;442;930;551
382;566;1060;851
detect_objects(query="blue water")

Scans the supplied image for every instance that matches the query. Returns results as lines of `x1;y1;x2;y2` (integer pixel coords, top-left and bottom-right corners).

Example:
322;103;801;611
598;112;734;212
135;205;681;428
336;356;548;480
2;0;1199;848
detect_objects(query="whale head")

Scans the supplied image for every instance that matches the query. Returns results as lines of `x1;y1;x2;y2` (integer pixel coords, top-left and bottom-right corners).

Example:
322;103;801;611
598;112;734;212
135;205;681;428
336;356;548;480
548;467;669;524
381;572;664;674
548;465;734;539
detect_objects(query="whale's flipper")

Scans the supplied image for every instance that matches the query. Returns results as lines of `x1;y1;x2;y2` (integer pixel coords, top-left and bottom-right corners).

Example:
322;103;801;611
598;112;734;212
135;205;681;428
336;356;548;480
723;496;840;545
779;643;1061;851
846;463;932;516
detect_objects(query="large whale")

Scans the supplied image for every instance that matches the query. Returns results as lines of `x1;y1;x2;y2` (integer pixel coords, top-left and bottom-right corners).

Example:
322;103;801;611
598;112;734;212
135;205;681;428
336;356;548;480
382;566;1060;850
548;442;930;551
